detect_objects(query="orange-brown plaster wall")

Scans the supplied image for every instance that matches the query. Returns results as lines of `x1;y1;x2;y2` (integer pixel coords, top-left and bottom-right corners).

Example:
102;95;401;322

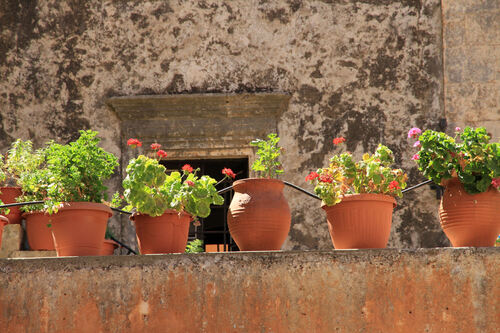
1;248;498;332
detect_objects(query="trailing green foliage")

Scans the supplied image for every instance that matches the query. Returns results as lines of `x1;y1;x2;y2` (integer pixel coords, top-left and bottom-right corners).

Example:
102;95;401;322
122;155;224;218
250;133;284;178
412;127;500;194
307;143;407;206
185;239;204;253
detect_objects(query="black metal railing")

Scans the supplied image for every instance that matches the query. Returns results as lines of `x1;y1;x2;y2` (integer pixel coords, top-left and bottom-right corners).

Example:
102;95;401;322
0;179;438;254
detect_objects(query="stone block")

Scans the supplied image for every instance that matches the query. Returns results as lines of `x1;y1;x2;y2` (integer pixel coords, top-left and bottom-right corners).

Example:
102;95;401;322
466;10;500;45
0;224;23;258
444;20;465;48
9;251;57;258
465;46;496;82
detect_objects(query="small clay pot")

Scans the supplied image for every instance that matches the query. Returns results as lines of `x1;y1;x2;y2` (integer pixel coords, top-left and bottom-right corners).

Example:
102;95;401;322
322;193;396;249
228;178;291;251
0;215;8;248
131;210;191;254
439;178;500;247
100;239;119;255
0;187;23;224
23;211;55;250
50;202;112;256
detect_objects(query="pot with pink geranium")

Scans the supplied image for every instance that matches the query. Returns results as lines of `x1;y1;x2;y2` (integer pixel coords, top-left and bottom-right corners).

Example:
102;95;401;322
306;137;408;249
408;126;500;247
118;139;226;254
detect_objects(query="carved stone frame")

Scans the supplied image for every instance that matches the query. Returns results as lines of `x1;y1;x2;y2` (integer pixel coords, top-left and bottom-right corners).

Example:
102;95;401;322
107;93;291;175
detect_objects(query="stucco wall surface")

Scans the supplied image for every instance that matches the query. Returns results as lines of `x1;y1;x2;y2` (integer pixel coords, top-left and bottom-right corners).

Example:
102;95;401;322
442;0;500;141
0;0;445;249
0;248;499;332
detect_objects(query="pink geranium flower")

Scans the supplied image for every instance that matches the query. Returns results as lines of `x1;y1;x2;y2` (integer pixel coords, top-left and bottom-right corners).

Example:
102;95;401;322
411;154;420;160
407;127;422;139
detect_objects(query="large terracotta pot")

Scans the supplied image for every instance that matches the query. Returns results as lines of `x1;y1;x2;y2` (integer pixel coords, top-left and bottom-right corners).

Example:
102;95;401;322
100;239;119;255
0;215;8;248
228;178;291;251
23;211;55;250
50;202;112;256
0;187;22;224
131;210;191;254
439;178;500;247
322;193;396;249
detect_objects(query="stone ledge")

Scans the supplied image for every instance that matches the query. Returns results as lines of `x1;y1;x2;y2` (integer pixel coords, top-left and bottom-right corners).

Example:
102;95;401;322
0;248;498;332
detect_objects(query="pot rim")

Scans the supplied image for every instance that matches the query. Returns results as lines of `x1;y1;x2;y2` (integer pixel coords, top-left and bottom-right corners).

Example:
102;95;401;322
232;178;285;188
56;202;112;217
0;215;8;225
21;210;50;218
322;193;397;210
130;209;191;221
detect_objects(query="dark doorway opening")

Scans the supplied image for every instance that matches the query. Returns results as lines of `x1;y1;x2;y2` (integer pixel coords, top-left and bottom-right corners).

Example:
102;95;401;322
161;158;249;252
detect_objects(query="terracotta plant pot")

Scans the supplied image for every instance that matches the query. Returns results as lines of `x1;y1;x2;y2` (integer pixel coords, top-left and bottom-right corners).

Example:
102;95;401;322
228;178;291;251
50;202;112;256
0;187;23;224
439;178;500;247
23;211;55;250
0;215;8;248
322;193;396;249
100;239;119;255
131;210;191;254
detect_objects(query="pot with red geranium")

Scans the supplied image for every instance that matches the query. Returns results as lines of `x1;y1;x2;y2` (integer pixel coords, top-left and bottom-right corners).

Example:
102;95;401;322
306;138;408;249
227;133;291;251
41;130;119;256
120;139;225;254
408;126;500;247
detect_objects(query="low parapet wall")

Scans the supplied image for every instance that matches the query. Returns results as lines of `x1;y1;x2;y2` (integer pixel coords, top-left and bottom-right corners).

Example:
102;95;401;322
1;248;498;332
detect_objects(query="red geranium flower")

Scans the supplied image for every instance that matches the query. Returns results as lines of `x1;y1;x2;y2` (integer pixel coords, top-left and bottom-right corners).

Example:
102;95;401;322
182;164;194;173
333;137;346;145
127;138;142;147
150;143;161;150
388;180;401;190
491;178;500;189
157;150;168;158
222;168;236;179
305;171;319;182
186;180;195;187
319;174;333;183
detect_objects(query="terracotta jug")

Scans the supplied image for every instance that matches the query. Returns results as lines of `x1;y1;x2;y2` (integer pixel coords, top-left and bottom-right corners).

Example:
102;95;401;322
228;178;291;251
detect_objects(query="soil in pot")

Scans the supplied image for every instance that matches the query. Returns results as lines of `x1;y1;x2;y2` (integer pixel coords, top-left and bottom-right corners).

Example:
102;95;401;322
439;178;500;247
322;193;396;249
228;178;291;251
23;211;55;250
50;202;112;256
131;210;191;254
0;187;23;224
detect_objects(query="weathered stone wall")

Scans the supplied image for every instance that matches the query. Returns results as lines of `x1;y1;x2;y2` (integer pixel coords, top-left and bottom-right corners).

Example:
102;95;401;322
1;249;499;332
0;0;446;249
442;0;500;141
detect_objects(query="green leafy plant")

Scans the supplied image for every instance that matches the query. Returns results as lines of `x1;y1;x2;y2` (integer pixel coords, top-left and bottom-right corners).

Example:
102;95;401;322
250;133;284;178
42;130;119;213
306;137;408;206
408;126;500;194
185;239;204;253
121;139;225;218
